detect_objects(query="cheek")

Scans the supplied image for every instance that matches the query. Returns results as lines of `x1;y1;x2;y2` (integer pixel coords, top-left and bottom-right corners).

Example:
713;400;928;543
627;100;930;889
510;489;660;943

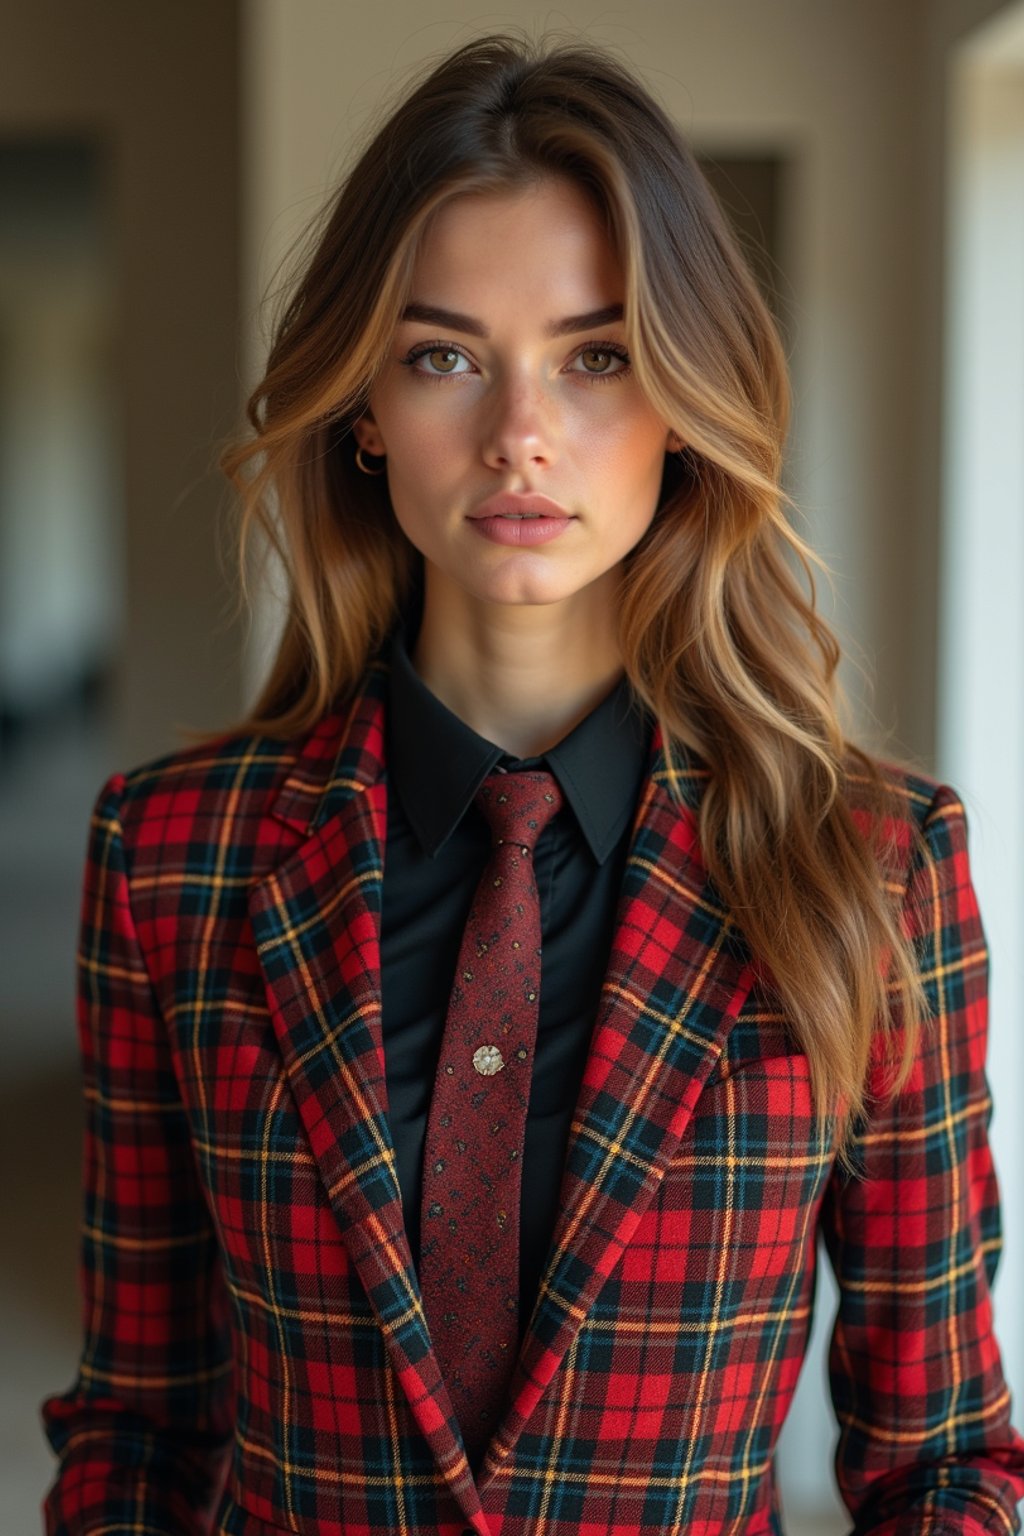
570;399;667;471
390;433;453;486
376;400;459;491
578;417;668;525
383;442;463;554
381;402;478;503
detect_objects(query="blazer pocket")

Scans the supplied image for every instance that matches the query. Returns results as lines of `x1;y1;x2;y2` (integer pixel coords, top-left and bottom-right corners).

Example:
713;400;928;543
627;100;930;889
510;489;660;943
666;1050;836;1181
697;1046;815;1097
650;1050;838;1298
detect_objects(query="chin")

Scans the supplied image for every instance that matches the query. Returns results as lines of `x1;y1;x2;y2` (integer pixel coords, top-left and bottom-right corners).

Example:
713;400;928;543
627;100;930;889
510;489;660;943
478;575;581;608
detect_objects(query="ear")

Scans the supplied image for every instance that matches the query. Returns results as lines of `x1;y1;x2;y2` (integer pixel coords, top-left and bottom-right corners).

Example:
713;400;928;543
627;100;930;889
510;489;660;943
353;412;386;455
666;430;684;453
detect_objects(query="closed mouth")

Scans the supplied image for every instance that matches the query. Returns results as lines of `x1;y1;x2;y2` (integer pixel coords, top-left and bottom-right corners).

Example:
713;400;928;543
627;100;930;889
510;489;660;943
470;495;572;520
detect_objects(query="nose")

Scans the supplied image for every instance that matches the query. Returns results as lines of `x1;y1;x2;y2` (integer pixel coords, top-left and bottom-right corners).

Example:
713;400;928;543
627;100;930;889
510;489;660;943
480;372;557;472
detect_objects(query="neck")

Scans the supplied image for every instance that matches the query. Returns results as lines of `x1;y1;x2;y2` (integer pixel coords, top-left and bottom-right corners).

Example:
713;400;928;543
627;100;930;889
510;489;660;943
411;570;626;758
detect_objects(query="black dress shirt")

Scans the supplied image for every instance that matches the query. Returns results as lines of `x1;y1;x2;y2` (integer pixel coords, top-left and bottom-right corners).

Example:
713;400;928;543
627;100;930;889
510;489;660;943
379;615;653;1348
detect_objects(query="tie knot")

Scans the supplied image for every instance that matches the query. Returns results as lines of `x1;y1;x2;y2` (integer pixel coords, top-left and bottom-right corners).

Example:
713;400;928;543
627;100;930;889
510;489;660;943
473;768;564;851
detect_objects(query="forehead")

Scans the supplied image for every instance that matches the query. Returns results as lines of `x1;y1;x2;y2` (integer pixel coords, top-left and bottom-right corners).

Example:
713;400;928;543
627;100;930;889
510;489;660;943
408;177;622;306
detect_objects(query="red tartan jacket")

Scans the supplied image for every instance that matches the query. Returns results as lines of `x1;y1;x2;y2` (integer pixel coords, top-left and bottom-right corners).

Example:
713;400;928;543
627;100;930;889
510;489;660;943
41;652;1024;1535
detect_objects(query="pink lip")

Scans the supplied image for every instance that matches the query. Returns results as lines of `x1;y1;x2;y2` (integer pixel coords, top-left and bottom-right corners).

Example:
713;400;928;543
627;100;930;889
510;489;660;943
467;492;575;548
469;492;572;521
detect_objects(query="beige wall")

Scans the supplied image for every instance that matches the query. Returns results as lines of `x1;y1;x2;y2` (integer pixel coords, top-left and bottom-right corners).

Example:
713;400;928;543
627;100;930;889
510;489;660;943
0;0;242;765
928;0;1024;1435
911;0;1013;761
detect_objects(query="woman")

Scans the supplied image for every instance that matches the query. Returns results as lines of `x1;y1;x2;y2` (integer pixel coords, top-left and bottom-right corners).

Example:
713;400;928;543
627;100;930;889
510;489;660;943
42;30;1024;1536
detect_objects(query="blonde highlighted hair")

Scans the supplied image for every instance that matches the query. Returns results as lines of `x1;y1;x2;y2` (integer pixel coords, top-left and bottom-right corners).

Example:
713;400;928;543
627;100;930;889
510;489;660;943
213;30;928;1171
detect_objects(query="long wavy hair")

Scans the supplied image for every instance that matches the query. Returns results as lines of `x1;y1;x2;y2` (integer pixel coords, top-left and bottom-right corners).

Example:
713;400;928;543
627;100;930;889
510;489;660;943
212;29;928;1172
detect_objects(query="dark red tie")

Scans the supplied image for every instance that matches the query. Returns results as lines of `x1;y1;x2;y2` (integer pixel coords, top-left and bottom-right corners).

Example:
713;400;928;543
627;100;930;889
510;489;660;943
419;767;564;1467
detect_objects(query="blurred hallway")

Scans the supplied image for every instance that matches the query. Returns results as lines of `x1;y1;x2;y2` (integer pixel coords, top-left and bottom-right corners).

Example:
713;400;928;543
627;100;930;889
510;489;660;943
0;705;112;1523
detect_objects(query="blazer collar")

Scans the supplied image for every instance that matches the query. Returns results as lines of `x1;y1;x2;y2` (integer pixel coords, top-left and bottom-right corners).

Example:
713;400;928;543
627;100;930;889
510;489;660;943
248;652;754;1529
385;616;653;863
263;653;391;835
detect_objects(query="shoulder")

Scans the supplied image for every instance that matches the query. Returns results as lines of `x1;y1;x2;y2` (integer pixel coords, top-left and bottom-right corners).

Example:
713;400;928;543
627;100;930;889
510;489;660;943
845;751;962;822
90;723;312;851
841;749;974;900
89;660;389;863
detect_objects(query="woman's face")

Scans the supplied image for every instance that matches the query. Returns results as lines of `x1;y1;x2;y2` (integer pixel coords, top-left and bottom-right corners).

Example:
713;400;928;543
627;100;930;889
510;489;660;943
354;176;678;620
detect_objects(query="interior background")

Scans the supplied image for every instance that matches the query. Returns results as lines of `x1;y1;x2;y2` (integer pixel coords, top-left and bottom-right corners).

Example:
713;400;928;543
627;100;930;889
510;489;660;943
1;2;1020;1530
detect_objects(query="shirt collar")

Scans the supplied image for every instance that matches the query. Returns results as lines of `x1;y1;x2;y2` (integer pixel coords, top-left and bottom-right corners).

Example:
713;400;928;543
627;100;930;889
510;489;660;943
386;615;653;863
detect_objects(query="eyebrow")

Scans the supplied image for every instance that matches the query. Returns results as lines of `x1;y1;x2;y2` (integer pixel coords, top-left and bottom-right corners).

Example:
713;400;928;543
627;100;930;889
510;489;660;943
399;301;625;338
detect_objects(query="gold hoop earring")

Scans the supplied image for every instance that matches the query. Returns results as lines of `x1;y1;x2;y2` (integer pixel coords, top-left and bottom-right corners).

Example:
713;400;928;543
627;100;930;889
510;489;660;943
355;445;387;476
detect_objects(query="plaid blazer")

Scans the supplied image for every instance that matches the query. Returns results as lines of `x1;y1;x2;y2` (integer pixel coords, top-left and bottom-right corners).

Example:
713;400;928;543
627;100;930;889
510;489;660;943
41;651;1024;1536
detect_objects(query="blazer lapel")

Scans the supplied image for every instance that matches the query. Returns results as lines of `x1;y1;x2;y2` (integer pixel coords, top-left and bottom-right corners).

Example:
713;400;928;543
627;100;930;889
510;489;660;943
478;737;756;1486
247;659;487;1532
247;654;756;1519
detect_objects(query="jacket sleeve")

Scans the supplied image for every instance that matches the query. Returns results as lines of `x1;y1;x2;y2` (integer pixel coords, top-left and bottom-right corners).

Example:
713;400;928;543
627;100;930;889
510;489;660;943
818;783;1024;1533
40;773;236;1535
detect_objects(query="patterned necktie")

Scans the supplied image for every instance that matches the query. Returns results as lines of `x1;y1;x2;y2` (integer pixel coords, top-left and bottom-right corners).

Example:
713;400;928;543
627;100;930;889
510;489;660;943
419;767;564;1468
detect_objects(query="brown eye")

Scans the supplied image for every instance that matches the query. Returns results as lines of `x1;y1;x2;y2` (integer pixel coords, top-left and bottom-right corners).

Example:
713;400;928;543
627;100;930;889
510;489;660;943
401;343;471;378
571;344;630;380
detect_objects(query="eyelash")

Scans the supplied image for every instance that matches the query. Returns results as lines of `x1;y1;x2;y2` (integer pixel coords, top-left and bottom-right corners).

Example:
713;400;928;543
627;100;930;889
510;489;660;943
398;338;632;386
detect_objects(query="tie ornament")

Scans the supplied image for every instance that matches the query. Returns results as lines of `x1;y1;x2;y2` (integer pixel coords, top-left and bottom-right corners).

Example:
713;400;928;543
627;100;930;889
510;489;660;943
419;767;564;1466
